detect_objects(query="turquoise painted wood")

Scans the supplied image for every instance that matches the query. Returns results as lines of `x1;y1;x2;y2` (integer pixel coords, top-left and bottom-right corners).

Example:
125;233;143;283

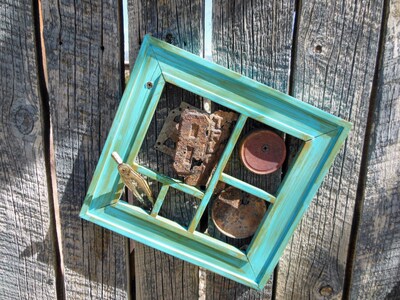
79;35;351;290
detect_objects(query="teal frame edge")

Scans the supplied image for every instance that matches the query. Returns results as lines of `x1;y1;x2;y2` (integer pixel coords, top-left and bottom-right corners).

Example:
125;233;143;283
80;35;351;290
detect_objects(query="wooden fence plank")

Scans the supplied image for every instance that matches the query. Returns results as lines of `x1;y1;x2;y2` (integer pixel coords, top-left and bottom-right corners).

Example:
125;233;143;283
128;0;203;299
351;0;400;297
41;0;129;298
209;0;294;298
0;0;57;299
276;0;384;298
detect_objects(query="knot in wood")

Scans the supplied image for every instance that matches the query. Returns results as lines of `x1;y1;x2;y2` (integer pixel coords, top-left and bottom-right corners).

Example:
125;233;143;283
319;285;334;297
13;105;36;135
165;33;174;44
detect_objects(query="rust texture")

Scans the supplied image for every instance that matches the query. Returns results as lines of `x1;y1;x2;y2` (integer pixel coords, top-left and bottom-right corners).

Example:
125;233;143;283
173;109;210;184
211;187;267;239
155;102;237;187
173;108;237;186
154;102;200;157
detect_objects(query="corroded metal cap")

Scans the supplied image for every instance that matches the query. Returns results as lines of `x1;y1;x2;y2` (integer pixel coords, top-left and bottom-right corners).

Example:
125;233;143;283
211;187;266;239
239;130;286;174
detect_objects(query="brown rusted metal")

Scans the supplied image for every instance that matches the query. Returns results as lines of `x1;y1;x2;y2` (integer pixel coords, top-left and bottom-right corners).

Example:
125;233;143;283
211;187;267;239
154;102;199;157
239;130;286;175
173;108;237;186
173;109;211;184
155;102;237;187
194;109;237;186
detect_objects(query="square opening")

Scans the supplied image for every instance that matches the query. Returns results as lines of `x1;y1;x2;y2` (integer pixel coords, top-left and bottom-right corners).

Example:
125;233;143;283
126;177;159;211
223;117;305;195
136;83;203;179
156;188;199;229
207;183;272;249
224;118;284;195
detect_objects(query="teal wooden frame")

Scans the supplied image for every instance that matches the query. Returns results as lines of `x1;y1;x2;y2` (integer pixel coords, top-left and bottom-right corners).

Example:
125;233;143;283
80;35;351;290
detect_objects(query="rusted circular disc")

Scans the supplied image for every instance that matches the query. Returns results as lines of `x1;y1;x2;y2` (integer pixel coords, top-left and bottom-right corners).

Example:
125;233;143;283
212;187;266;239
239;130;286;174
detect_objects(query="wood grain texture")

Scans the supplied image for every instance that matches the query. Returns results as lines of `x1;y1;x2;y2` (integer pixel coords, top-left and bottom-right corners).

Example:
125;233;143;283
210;0;294;298
41;0;128;298
0;0;57;299
276;0;384;299
351;0;400;298
128;0;203;298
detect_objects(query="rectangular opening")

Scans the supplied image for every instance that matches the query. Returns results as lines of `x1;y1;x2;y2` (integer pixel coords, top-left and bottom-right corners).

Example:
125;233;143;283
137;83;203;179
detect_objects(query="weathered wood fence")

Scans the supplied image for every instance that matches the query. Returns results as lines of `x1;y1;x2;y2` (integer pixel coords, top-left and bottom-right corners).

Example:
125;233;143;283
1;0;399;299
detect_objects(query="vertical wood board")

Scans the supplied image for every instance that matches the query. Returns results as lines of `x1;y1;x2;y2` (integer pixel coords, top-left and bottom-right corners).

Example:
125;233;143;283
351;0;400;298
276;0;384;298
128;0;203;298
0;0;57;299
41;0;129;298
210;0;295;298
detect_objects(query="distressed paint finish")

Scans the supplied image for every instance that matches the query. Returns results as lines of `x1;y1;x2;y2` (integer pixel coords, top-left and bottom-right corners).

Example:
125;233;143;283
128;0;203;298
80;35;351;290
0;1;398;299
0;1;57;299
351;0;400;297
41;0;128;298
276;0;385;298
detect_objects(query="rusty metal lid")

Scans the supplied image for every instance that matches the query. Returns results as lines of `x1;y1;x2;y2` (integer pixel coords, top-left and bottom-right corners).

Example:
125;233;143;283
239;130;286;175
211;187;266;239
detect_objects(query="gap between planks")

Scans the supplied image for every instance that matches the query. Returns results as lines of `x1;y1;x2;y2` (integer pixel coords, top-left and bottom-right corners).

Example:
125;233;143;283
342;0;389;297
32;0;66;298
